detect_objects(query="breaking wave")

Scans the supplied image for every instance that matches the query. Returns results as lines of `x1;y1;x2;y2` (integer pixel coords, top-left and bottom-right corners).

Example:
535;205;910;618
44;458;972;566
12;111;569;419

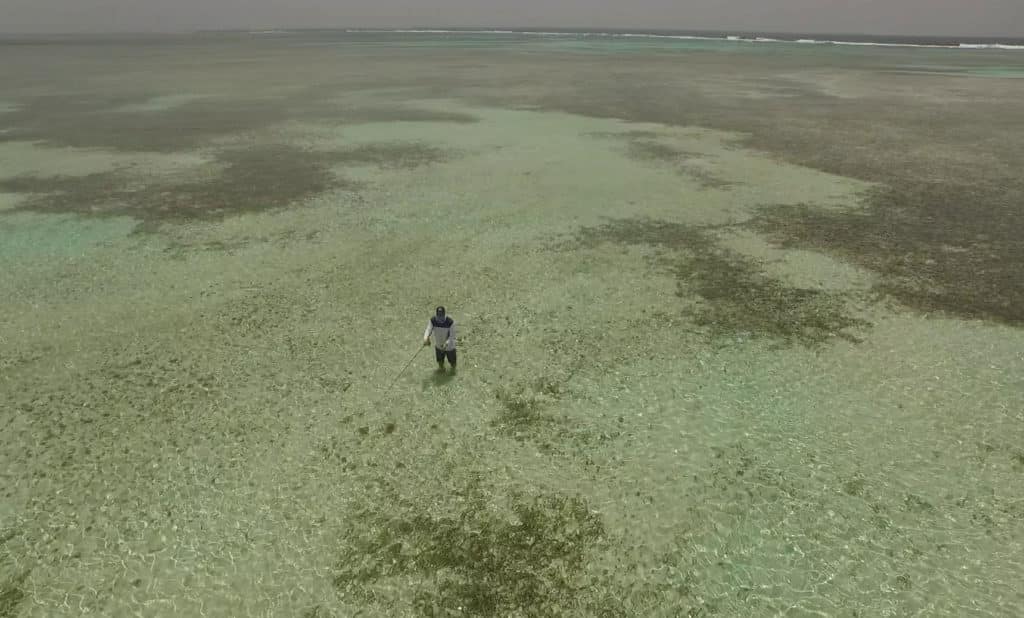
346;29;1024;51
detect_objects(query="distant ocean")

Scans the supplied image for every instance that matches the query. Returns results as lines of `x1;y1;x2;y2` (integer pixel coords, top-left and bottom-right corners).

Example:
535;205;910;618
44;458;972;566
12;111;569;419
3;28;1022;51
337;28;1024;50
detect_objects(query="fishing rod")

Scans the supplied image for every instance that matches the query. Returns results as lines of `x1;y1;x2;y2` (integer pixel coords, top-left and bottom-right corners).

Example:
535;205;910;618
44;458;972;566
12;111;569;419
383;344;425;397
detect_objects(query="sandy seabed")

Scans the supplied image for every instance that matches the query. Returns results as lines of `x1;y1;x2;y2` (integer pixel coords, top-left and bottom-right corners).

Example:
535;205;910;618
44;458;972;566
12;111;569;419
1;33;1023;617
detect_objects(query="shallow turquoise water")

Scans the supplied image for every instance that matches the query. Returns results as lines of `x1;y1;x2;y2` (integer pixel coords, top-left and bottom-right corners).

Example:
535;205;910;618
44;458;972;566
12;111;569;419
1;32;1022;617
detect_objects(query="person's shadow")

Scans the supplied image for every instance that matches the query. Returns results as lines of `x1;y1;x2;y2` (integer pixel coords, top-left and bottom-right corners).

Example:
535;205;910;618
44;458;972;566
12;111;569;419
422;369;457;390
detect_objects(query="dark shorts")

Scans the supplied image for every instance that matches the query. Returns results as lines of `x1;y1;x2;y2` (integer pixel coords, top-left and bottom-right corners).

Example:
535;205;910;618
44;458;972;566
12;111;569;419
435;347;457;365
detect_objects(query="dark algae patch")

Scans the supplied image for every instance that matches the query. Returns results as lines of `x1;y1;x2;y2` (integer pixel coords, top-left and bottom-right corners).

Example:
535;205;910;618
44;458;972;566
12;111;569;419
0;91;476;153
490;374;619;454
504;62;1024;326
625;139;734;189
0;527;28;618
750;184;1024;325
333;481;609;616
1;145;347;227
331;142;453;170
0;571;29;618
0;94;292;152
574;217;870;347
1;141;453;230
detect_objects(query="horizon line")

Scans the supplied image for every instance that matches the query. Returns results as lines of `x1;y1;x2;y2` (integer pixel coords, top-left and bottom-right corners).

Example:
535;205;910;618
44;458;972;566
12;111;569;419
1;25;1022;41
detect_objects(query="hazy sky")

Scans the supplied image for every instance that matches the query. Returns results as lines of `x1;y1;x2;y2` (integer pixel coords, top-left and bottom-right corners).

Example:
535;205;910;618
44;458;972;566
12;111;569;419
2;0;1021;37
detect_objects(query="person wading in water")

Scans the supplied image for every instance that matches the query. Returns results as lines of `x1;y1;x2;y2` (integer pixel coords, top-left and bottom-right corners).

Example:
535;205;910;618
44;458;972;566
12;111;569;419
423;306;457;372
